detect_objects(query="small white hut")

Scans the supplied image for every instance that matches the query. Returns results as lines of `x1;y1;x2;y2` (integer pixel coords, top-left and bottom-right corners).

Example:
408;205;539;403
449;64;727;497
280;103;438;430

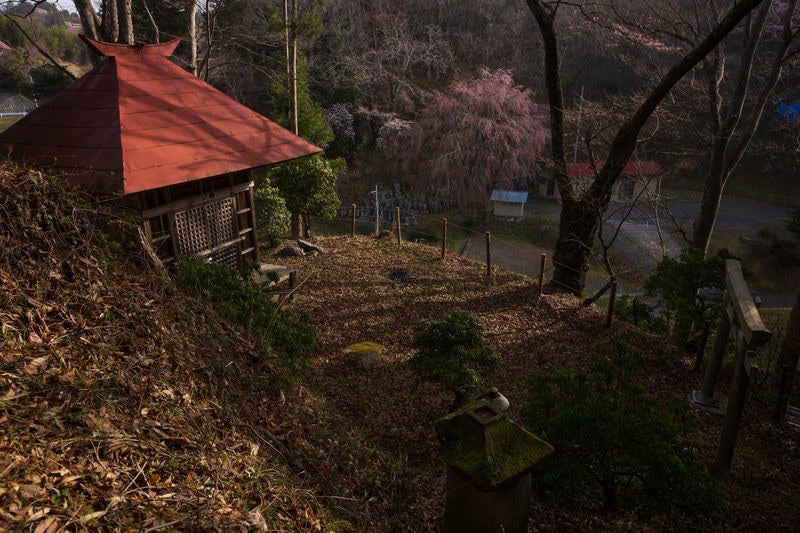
490;190;528;218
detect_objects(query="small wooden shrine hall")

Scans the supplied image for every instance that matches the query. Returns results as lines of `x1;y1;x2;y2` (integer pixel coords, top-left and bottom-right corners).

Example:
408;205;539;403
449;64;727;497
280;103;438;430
0;35;321;268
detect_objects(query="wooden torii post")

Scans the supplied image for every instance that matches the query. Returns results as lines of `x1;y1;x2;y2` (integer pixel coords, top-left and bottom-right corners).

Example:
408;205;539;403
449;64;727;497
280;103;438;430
692;260;771;472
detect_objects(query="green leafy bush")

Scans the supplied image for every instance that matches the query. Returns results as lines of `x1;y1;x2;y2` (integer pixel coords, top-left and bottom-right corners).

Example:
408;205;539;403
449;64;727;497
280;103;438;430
524;340;729;525
613;295;668;335
174;257;317;381
644;248;728;343
268;155;342;237
254;175;291;247
409;311;499;409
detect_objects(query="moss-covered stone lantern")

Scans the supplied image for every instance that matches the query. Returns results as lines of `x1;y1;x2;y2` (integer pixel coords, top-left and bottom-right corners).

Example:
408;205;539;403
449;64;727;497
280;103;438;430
435;397;553;533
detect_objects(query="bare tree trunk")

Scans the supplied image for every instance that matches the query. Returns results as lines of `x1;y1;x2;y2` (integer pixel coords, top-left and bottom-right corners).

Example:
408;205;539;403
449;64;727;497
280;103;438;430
198;0;216;81
187;0;198;75
284;0;291;115
289;0;299;135
118;0;134;44
141;0;160;42
692;0;797;255
102;0;119;42
73;0;101;41
526;0;769;296
290;213;302;239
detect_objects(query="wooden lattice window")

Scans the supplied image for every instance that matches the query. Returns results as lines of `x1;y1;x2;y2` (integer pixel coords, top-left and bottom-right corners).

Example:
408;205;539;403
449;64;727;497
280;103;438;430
174;197;240;266
140;180;257;269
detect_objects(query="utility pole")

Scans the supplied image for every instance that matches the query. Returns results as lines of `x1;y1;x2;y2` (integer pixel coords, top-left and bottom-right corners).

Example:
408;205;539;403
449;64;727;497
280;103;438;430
283;0;298;135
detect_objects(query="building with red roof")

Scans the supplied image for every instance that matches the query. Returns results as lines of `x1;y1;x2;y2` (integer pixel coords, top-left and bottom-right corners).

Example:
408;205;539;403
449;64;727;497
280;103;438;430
537;160;663;203
0;36;321;268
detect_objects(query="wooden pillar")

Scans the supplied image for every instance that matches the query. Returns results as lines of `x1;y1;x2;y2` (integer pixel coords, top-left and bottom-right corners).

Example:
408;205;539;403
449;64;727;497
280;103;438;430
537;253;546;298
716;344;755;472
696;296;732;407
773;291;800;424
350;203;356;237
694;320;713;372
395;207;401;245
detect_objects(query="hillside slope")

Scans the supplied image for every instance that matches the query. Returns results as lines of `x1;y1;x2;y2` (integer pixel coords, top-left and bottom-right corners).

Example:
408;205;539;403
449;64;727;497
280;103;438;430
0;165;327;530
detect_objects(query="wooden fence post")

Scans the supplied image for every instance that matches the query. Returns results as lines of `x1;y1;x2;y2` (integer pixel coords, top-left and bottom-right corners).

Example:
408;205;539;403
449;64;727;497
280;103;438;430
690;260;770;472
538;253;546;298
395;207;401;244
441;218;448;259
350;203;356;237
485;231;492;282
605;280;617;327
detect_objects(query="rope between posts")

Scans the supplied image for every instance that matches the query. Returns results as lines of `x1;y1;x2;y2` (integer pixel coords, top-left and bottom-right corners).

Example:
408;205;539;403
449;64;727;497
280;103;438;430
551;259;584;274
345;208;597;289
446;222;490;236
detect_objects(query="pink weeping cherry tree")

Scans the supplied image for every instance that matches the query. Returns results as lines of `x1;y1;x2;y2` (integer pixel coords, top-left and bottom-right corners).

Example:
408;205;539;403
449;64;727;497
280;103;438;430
380;67;548;211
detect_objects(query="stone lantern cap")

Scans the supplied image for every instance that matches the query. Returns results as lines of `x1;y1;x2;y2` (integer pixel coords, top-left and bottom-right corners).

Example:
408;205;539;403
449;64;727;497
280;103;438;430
435;398;554;491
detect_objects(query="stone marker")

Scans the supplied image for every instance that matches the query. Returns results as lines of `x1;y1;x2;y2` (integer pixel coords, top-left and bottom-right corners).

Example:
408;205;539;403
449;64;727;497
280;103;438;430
435;397;553;533
343;342;385;369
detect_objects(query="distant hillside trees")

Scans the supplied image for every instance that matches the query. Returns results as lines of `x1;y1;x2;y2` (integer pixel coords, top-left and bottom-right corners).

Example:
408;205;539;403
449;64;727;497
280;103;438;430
379;67;547;211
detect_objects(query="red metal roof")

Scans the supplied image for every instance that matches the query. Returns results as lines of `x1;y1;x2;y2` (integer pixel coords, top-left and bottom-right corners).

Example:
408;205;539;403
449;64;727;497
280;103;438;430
0;36;321;195
567;161;663;178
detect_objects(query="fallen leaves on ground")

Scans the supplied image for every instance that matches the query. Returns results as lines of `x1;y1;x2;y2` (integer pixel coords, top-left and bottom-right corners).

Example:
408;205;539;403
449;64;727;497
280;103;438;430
1;161;798;531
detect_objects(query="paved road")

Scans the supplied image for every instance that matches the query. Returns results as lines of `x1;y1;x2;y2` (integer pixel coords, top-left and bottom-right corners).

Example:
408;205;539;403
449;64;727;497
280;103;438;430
469;193;792;305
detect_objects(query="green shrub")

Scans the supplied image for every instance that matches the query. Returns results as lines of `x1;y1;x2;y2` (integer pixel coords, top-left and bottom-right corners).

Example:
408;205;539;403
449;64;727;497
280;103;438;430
644;248;728;344
254;175;291;247
174;257;317;381
613;295;668;335
523;340;729;525
409;311;499;409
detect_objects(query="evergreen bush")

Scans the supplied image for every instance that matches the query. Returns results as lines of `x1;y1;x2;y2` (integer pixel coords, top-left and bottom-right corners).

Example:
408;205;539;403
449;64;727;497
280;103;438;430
409;310;498;409
524;340;729;525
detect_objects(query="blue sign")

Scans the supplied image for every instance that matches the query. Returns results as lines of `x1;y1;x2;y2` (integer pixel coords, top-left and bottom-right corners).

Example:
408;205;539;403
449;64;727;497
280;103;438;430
778;102;800;121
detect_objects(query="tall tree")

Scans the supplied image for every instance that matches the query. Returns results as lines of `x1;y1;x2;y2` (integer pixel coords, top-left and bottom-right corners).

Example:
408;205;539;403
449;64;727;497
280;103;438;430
72;0;134;44
604;0;800;255
689;0;799;255
525;0;768;296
